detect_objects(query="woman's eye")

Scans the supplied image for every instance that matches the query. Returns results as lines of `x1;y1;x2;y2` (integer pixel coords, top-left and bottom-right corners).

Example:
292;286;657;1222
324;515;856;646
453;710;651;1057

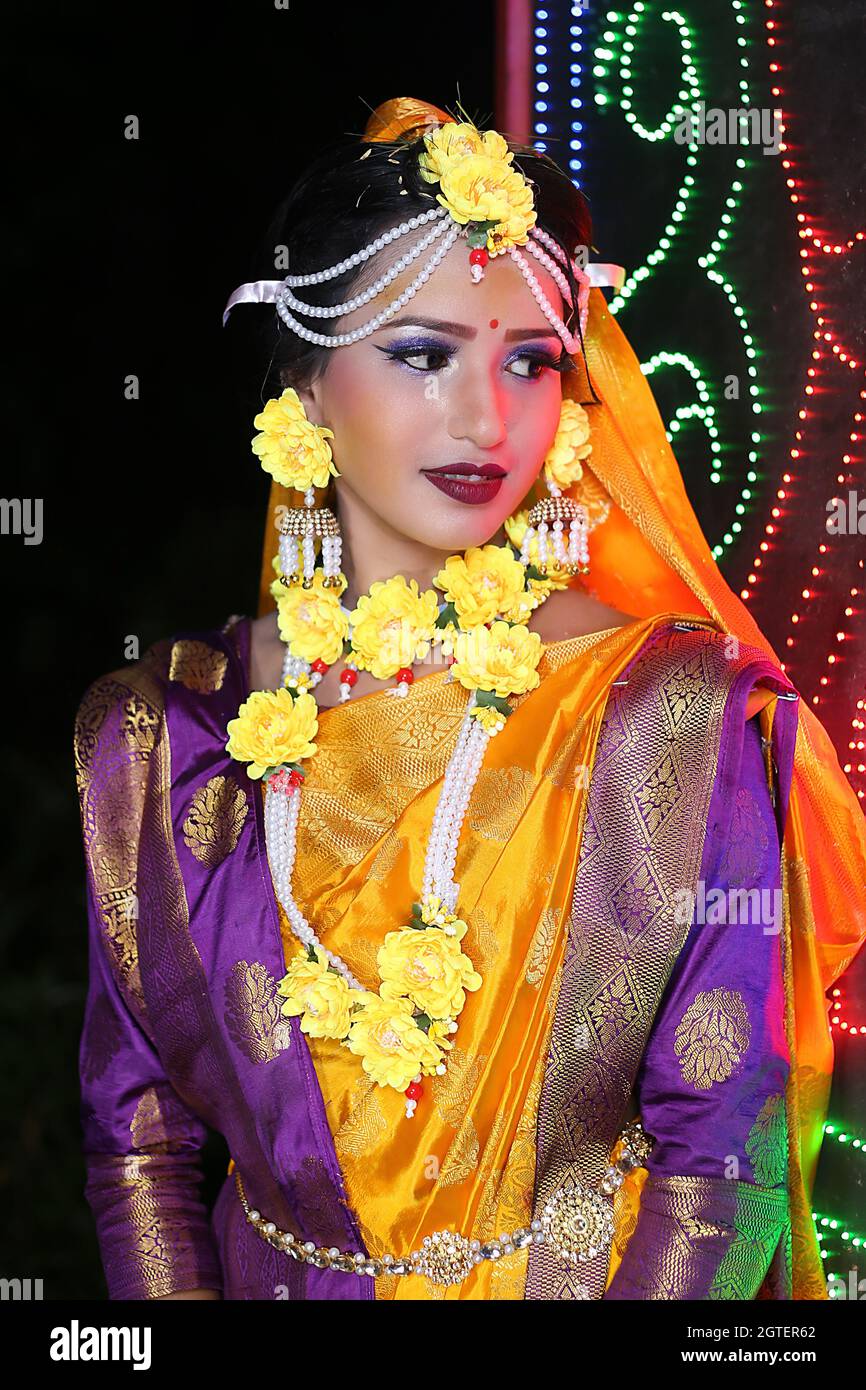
387;347;453;372
507;353;557;379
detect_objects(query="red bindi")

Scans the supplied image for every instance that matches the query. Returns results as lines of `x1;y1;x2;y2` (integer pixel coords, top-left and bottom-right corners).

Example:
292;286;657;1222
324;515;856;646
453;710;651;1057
489;318;499;329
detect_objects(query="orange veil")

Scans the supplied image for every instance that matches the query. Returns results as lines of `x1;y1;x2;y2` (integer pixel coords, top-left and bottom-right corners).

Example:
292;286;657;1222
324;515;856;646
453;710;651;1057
255;97;866;1297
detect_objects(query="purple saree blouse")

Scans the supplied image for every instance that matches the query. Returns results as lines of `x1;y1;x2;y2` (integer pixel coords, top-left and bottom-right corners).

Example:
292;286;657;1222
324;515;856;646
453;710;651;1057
75;614;797;1300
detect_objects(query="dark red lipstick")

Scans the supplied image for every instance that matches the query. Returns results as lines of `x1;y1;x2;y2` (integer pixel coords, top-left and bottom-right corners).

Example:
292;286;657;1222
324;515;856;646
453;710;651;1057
421;462;507;506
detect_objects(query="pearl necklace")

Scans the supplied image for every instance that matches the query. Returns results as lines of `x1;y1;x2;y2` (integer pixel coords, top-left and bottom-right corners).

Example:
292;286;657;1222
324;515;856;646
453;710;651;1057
260;565;554;1119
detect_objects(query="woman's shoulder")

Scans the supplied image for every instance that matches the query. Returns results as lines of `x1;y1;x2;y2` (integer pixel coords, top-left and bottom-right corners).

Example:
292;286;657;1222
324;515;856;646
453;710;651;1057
74;615;246;778
529;583;639;642
617;609;790;724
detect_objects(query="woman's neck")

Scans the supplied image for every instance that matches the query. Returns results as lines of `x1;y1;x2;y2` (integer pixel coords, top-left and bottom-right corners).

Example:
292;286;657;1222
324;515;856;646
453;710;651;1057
333;481;505;607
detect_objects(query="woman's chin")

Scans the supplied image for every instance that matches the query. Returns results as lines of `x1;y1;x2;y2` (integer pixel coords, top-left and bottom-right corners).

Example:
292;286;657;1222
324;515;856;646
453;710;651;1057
411;511;518;554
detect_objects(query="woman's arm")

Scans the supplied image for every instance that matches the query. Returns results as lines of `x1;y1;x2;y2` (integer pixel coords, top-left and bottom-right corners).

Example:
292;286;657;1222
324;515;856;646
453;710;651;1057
76;671;224;1300
604;713;792;1299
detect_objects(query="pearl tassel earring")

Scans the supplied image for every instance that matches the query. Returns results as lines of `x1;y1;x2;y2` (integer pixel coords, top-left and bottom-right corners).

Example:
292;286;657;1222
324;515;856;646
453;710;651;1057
279;487;343;588
521;486;590;578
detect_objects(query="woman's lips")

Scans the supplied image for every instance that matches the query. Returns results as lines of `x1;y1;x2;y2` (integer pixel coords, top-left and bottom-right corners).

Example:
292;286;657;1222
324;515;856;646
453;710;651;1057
421;464;507;506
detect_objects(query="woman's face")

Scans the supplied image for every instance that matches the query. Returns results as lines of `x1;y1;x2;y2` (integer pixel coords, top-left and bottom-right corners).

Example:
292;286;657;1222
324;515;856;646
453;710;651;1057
295;231;570;552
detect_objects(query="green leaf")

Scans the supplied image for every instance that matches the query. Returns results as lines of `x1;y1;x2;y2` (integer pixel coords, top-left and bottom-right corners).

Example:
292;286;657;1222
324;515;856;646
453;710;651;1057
414;1012;432;1032
474;689;512;715
523;563;545;582
435;601;458;629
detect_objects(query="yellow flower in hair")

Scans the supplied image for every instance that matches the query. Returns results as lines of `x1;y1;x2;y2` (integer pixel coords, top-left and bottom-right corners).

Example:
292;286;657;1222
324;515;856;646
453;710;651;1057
504;511;574;593
346;992;443;1090
543;399;593;491
417;121;513;183
436;155;536;253
450;619;543;698
277;945;353;1040
349;575;439;681
378;926;482;1020
275;571;349;665
434;544;527;627
252;388;340;491
225;687;318;777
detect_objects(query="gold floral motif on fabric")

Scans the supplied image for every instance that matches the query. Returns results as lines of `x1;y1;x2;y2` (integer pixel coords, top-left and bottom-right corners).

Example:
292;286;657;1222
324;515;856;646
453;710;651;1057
182;774;248;866
168;639;228;693
674;987;751;1090
224;960;293;1064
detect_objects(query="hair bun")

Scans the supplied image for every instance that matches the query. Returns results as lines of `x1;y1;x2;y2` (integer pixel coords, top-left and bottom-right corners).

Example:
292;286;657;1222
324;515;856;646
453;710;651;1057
363;97;452;144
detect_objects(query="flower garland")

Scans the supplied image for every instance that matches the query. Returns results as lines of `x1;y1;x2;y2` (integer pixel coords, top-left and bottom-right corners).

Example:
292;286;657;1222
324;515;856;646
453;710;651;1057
225;385;595;1120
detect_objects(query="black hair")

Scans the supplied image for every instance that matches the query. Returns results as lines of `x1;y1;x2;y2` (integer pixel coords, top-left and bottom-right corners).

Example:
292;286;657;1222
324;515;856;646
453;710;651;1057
250;123;594;395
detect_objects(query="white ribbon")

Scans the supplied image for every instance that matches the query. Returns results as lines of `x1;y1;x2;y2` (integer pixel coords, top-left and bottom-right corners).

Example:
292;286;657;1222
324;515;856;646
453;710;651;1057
222;261;626;334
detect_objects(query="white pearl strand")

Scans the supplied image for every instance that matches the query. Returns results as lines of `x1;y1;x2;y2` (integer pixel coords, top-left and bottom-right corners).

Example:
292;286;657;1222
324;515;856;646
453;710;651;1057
272;203;584;356
506;245;581;355
519;506;589;573
529;226;592;339
279;216;453;319
283;207;448;286
278;489;343;584
275;222;461;348
525;234;575;309
265;629;501;1117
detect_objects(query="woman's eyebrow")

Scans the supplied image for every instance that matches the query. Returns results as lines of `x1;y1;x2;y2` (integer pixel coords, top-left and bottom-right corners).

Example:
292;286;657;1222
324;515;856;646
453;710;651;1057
379;315;560;343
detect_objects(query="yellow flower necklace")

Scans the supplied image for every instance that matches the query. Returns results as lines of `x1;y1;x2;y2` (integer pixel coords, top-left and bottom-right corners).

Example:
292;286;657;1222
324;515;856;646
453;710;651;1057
225;387;592;1119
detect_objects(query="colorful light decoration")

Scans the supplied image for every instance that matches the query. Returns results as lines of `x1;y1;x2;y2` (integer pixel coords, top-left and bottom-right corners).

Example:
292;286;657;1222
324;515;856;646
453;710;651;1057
844;692;866;804
738;0;864;736
828;983;866;1037
581;3;767;561
529;0;865;1289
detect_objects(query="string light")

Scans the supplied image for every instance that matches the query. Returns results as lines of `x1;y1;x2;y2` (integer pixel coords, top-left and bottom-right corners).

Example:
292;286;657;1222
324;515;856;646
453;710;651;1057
590;3;765;560
738;0;864;727
828;982;866;1036
533;0;863;1294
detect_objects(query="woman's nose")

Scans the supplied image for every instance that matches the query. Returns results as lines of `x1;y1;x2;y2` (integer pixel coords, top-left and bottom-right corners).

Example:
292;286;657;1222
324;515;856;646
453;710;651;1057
445;367;508;450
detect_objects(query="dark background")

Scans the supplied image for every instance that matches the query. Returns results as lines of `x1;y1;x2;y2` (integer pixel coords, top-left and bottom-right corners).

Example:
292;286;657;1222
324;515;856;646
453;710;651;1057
2;0;863;1297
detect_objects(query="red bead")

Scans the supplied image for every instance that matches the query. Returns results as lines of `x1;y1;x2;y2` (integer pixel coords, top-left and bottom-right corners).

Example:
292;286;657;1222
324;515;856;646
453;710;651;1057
405;1081;423;1100
311;658;329;674
288;770;304;787
340;668;358;686
396;668;414;684
469;247;488;266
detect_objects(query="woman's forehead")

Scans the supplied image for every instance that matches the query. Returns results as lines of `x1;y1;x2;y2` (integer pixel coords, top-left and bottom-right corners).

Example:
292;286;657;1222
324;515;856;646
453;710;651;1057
343;235;565;338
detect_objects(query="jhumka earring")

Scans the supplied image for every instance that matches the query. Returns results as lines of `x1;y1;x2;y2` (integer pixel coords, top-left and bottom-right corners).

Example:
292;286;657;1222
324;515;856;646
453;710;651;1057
279;483;343;589
251;387;344;590
517;397;594;578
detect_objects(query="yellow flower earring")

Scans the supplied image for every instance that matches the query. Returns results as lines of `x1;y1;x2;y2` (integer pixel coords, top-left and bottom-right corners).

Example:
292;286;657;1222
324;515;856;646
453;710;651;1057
252;386;345;590
512;399;594;579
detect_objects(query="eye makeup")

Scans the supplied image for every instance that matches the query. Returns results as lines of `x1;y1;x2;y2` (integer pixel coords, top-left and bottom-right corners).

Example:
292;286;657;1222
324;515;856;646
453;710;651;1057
375;335;570;378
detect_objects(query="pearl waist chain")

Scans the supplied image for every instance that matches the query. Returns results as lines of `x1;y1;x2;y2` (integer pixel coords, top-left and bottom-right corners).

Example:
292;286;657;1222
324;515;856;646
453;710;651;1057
231;1119;653;1288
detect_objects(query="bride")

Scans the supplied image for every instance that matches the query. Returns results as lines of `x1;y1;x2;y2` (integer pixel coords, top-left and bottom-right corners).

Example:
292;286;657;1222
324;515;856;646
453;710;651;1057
74;96;866;1300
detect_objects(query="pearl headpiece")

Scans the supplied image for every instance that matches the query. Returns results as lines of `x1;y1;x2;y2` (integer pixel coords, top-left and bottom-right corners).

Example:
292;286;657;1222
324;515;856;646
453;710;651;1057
223;119;624;351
